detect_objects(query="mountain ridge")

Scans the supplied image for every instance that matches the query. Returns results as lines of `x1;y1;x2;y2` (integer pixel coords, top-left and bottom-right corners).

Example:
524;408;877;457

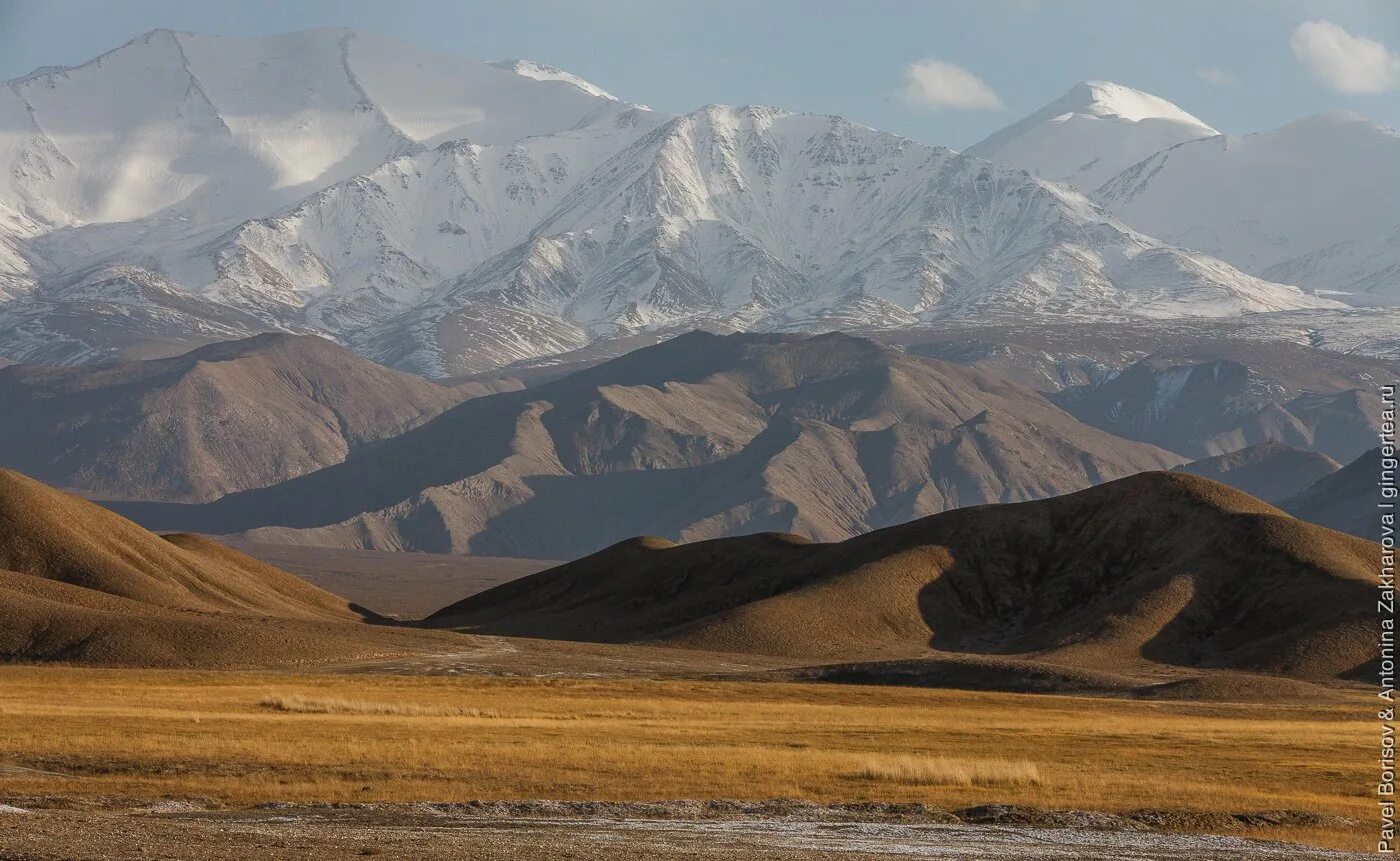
0;333;498;501
0;32;1354;375
108;331;1184;557
964;81;1218;191
1094;111;1400;300
1172;441;1341;502
0;27;644;227
351;103;1333;375
1282;446;1379;540
429;470;1378;686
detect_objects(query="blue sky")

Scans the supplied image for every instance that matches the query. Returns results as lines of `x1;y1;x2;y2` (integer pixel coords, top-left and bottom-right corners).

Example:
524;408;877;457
0;0;1397;149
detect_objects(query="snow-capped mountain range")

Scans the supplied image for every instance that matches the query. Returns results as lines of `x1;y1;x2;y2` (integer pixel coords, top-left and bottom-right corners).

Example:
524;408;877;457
962;80;1218;191
1095;111;1400;302
0;29;1391;374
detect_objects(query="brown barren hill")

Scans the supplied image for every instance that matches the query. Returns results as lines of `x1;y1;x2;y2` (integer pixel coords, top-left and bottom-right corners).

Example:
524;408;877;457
0;469;464;667
116;331;1182;558
1172;440;1341;502
431;472;1377;683
1283;447;1381;540
0;333;510;501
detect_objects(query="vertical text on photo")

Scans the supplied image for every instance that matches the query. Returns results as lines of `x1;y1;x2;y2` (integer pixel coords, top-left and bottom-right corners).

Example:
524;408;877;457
1380;383;1396;853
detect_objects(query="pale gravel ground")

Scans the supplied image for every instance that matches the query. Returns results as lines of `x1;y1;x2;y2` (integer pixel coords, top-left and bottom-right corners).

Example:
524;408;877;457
0;807;1370;861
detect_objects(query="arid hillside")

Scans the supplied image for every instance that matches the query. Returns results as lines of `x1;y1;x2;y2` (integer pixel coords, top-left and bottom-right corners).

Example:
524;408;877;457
114;331;1182;558
1173;441;1340;502
1051;357;1381;463
433;472;1376;684
0;334;505;501
1284;447;1380;540
0;468;463;666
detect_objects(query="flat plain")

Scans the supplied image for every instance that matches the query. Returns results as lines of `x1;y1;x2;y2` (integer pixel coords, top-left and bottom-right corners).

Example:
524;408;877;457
0;666;1372;853
221;541;555;618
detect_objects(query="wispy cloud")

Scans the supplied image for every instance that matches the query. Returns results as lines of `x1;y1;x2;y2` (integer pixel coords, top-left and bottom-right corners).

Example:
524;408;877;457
1290;20;1399;94
899;59;1003;111
1196;66;1241;88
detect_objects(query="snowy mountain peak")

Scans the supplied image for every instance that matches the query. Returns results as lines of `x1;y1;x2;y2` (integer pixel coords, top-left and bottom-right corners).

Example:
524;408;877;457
964;81;1217;191
336;102;1334;376
1056;81;1213;127
0;30;1381;376
489;59;619;102
1095;110;1400;300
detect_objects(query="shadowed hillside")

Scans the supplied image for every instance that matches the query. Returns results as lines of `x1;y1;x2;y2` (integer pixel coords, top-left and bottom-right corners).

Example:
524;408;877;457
432;472;1376;684
1052;357;1381;463
1173;441;1340;502
1284;447;1380;540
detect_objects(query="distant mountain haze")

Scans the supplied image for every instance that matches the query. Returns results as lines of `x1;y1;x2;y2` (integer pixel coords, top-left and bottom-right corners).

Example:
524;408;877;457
1051;357;1381;463
110;331;1183;558
1172;441;1340;503
1282;447;1381;541
0;334;505;501
1095;112;1400;301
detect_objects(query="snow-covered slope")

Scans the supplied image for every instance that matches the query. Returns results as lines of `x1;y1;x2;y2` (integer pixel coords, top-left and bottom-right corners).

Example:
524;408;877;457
0;202;39;304
489;59;619;102
0;266;279;364
350;106;1334;375
0;28;637;229
1262;225;1400;304
964;81;1217;191
0;29;654;362
198;108;663;334
1096;112;1400;301
0;32;1358;373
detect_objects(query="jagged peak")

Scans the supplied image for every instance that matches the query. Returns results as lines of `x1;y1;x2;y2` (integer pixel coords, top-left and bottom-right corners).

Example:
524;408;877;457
655;104;910;148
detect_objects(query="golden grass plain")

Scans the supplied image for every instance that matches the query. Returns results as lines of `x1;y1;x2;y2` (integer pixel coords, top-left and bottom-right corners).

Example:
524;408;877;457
0;666;1372;851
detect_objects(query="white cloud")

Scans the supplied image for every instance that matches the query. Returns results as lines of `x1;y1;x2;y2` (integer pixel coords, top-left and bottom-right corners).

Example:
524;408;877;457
1290;20;1400;94
1196;66;1241;88
899;59;1004;111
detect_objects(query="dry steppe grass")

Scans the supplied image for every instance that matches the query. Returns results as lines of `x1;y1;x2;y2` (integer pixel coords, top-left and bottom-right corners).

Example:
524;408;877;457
850;755;1043;787
257;694;501;718
0;666;1371;851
